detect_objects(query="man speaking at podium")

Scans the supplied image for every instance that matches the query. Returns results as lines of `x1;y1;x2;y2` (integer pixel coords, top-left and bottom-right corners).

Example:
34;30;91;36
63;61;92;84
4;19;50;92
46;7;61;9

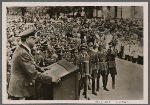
8;27;60;100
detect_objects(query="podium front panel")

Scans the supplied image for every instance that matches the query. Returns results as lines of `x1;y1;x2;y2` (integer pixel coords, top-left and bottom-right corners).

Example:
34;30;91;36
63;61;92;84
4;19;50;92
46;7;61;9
53;72;79;100
41;59;79;100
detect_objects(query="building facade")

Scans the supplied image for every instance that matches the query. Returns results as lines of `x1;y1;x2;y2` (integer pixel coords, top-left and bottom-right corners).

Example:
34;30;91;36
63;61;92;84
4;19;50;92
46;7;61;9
109;6;143;19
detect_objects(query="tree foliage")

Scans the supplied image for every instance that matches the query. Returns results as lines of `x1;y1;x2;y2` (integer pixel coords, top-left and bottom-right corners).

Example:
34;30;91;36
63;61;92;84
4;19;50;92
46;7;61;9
20;7;27;16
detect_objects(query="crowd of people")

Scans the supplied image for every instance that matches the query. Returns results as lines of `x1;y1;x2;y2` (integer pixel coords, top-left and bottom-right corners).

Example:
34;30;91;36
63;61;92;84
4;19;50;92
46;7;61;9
7;13;143;100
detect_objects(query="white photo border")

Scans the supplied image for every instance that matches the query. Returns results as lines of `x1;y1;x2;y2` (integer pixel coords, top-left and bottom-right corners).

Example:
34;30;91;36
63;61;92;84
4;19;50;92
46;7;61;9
2;2;148;104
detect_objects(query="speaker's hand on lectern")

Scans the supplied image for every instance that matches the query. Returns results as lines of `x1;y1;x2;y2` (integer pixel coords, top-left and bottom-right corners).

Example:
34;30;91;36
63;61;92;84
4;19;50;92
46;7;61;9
52;76;61;83
42;67;49;71
40;68;46;72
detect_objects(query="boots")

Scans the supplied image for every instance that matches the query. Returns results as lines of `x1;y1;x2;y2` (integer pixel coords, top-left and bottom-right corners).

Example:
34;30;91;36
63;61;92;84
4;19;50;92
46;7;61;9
88;85;92;90
103;87;109;91
103;74;109;91
92;78;97;96
96;77;100;91
112;84;115;89
92;91;97;96
112;76;115;89
88;77;92;90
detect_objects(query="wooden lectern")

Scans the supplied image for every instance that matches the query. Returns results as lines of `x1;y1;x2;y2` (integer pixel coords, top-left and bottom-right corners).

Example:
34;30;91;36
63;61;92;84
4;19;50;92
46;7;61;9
41;59;79;100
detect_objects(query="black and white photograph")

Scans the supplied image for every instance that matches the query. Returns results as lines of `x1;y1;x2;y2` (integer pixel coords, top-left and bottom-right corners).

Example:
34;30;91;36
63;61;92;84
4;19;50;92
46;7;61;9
2;2;148;104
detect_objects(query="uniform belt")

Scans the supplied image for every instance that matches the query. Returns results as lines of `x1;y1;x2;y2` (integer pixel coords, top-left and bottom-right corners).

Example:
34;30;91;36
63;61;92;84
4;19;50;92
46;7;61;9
99;62;108;70
99;62;107;64
108;61;115;63
108;61;116;67
91;62;96;64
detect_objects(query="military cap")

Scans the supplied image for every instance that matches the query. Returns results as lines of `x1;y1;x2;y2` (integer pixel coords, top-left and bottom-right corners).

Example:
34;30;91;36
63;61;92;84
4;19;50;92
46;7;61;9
55;46;61;50
68;47;73;51
48;48;54;52
71;49;78;53
51;40;56;44
47;45;53;51
89;42;93;47
61;38;66;42
35;31;40;36
7;34;13;39
57;49;63;55
64;45;69;50
70;40;76;44
95;43;99;48
41;40;48;46
17;27;36;39
80;45;87;50
64;46;69;49
36;43;41;47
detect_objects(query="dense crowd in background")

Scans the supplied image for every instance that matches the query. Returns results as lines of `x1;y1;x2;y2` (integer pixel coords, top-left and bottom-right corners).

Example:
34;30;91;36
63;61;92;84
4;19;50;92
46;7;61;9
7;14;143;67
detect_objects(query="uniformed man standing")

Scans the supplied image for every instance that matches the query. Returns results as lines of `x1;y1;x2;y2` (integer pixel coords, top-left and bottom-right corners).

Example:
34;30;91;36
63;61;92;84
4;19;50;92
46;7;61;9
8;28;60;100
78;45;90;99
137;41;143;65
124;41;130;60
33;47;44;66
120;39;125;59
131;41;138;63
56;47;64;61
70;49;79;66
97;46;109;91
89;44;98;95
37;40;48;67
45;47;57;65
116;38;121;58
129;41;134;62
106;48;117;89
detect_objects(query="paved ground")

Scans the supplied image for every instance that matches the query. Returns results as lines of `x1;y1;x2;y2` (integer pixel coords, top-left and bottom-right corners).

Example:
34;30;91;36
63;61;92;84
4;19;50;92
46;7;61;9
80;58;143;100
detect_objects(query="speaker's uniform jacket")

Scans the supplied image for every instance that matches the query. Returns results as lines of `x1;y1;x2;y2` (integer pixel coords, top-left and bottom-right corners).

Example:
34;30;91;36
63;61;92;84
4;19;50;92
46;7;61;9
8;44;52;98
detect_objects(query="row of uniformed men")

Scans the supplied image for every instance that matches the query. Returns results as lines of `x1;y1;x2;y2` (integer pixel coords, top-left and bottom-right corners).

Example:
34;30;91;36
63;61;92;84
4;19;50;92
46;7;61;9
77;44;117;100
32;38;117;100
